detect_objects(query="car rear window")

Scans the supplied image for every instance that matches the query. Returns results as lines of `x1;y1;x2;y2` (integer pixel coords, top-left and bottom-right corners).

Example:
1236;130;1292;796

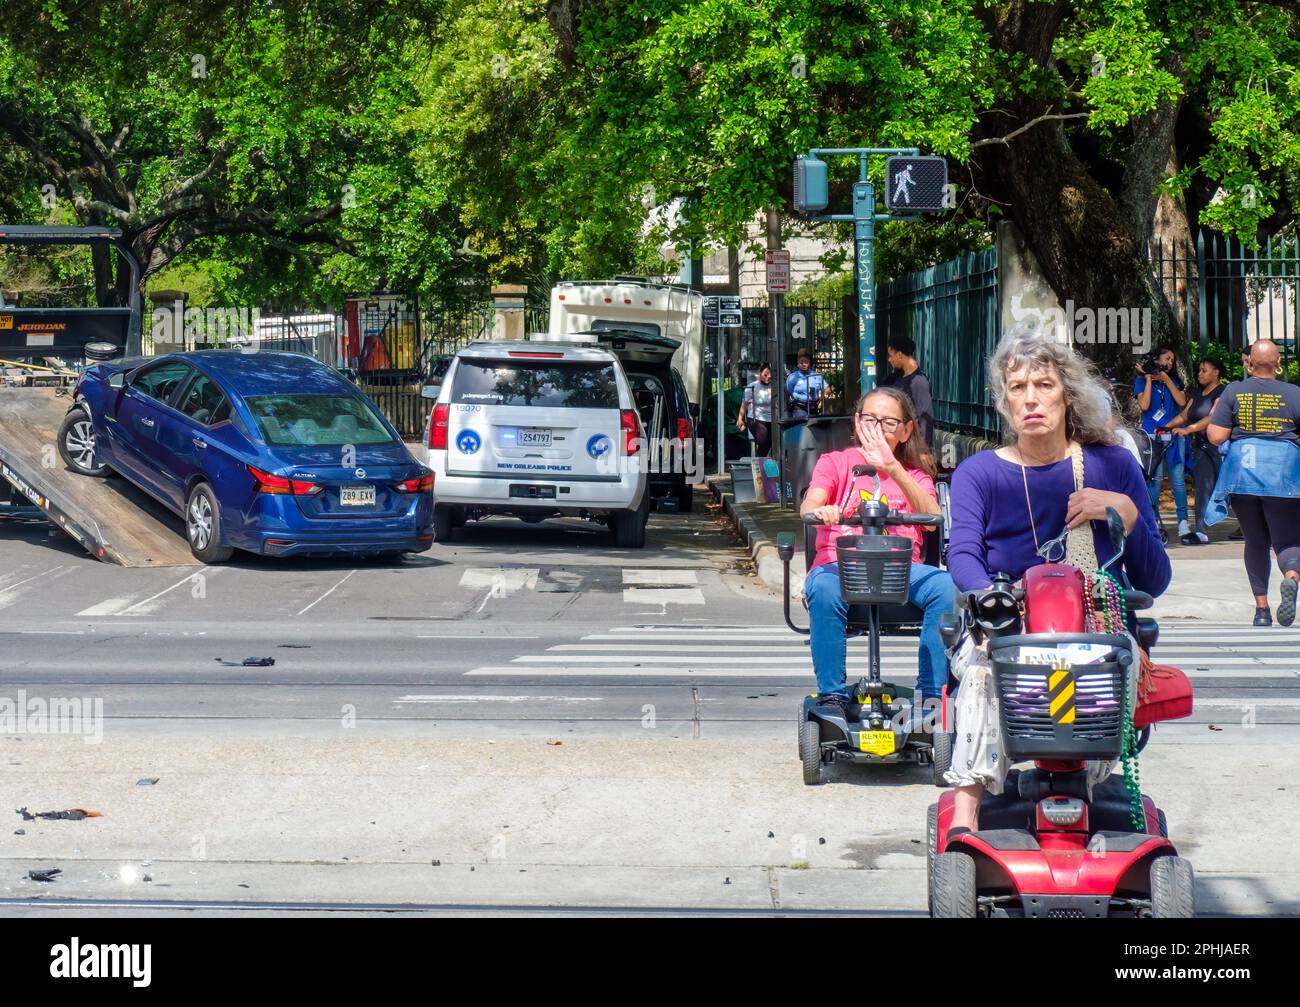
451;359;618;409
243;394;394;446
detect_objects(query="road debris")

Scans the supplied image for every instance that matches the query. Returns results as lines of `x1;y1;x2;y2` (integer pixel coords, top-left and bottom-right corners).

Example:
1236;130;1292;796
16;807;102;821
27;868;61;883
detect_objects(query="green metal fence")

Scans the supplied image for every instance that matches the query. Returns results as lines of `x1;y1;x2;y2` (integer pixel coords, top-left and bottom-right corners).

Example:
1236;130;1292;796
877;245;1001;438
1152;230;1299;378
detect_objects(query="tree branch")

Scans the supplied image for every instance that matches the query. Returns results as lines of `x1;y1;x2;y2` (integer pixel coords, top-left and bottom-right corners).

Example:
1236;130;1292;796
159;139;234;207
969;110;1090;150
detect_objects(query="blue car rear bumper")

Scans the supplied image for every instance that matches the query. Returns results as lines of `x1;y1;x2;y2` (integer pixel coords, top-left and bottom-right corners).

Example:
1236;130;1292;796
225;496;433;556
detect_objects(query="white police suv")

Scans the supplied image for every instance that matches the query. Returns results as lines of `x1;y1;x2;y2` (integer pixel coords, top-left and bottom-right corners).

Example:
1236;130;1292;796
423;341;650;547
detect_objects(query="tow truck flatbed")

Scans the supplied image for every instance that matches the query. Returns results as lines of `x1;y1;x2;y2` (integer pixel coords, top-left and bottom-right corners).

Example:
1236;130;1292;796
0;386;199;567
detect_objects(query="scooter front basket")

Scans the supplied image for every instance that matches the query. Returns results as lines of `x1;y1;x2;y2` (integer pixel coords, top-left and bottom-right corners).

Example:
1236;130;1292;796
990;643;1127;761
835;534;912;606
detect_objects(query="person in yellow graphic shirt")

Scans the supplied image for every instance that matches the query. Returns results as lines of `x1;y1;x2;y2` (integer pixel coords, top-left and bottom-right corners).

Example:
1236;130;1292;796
1207;340;1300;625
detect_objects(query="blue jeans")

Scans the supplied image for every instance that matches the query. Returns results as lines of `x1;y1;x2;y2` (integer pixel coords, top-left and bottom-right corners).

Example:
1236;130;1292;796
1147;457;1189;524
805;561;956;701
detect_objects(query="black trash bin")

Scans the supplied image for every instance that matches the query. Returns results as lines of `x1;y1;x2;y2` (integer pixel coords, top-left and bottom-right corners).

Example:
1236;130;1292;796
778;415;856;508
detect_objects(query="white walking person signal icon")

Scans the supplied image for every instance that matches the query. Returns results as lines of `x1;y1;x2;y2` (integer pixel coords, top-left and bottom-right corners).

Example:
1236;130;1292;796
892;164;915;205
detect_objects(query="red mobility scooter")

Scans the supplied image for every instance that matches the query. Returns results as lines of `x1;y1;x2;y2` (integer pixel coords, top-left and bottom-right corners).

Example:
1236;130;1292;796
928;508;1196;918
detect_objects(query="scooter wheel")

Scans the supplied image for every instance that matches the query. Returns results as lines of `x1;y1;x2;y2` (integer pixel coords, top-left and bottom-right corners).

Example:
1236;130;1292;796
931;731;953;787
1150;856;1195;918
799;717;823;786
931;852;977;918
926;803;939;916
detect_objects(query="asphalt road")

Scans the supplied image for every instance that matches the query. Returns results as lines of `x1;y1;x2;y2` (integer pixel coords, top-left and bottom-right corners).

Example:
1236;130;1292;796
2;495;1299;915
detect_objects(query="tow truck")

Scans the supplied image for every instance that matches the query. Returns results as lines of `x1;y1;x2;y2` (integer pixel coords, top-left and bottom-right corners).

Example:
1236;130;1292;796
0;225;198;566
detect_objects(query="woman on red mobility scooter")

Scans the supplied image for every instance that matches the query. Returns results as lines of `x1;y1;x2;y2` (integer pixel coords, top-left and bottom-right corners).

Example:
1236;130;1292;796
934;328;1194;917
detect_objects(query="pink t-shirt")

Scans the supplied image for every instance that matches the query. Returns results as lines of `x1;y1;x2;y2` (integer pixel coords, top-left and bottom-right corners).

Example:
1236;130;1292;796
806;448;935;569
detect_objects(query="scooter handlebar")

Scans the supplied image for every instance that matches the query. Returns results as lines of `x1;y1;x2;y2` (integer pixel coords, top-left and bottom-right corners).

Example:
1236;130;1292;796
802;510;941;528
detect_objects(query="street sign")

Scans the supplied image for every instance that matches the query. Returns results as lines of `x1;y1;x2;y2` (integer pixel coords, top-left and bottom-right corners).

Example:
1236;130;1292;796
718;295;742;327
793;156;829;216
765;249;791;293
702;296;719;327
883;155;948;212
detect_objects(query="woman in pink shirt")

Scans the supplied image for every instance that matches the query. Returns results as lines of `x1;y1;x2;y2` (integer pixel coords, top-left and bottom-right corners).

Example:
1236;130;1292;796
798;387;955;720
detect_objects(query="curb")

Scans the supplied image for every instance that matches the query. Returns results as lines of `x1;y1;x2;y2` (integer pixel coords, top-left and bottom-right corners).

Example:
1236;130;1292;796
707;477;801;595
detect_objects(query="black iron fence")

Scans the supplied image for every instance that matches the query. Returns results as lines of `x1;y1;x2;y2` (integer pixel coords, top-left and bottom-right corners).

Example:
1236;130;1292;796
877;245;1002;438
1152;230;1300;379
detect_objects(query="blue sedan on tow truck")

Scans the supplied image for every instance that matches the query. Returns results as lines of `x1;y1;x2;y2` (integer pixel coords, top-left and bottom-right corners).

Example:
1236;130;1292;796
58;350;434;562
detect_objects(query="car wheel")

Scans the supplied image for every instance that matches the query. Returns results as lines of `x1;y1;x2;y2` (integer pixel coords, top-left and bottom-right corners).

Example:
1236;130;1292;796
432;504;454;543
610;493;649;548
185;483;234;564
57;407;108;476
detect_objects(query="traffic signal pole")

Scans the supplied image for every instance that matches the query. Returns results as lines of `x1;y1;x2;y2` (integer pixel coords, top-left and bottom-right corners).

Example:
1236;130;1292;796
795;146;944;396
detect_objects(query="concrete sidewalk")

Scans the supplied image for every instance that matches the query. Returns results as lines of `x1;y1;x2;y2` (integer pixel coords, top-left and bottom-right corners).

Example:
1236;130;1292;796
709;476;1276;623
4;727;1296;914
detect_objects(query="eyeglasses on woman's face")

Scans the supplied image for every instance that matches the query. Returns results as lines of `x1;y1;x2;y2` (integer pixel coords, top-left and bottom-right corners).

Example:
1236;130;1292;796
857;413;904;432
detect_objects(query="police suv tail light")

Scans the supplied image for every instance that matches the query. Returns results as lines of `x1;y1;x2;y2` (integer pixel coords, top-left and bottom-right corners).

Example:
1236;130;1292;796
430;403;449;450
621;410;640;455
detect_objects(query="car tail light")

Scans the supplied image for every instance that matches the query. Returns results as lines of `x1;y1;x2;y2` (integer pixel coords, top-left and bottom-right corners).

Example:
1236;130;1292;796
394;473;435;493
429;403;449;449
621;409;640;455
247;465;322;496
676;417;691;441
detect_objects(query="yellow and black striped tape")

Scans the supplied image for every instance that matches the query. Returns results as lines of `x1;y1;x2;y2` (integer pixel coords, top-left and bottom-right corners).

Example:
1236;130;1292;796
1048;669;1076;724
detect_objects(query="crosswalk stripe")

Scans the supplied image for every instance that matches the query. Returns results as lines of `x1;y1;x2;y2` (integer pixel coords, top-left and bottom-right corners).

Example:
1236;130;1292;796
466;623;1300;679
622;588;706;605
466;666;1298;679
622;569;699;586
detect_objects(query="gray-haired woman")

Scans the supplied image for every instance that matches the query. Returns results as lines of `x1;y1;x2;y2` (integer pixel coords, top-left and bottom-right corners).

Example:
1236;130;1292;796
941;329;1172;835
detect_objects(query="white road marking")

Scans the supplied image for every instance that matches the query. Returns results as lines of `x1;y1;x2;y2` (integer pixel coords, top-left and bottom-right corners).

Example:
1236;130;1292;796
294;569;358;617
415;634;541;639
459;568;540;592
76;595;143;617
0;566;68;611
393;695;603;704
621;587;706;606
107;569;222;617
622;569;699;586
466;666;1299;679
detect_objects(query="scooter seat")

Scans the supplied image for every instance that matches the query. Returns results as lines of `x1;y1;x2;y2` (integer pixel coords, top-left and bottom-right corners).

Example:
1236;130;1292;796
976;771;1151;835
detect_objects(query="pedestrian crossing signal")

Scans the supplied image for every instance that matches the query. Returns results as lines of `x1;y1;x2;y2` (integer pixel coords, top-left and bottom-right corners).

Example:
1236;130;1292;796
884;155;948;212
793;156;829;216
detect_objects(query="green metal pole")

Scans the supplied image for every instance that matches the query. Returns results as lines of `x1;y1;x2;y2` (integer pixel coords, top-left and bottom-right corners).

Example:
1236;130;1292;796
853;163;877;393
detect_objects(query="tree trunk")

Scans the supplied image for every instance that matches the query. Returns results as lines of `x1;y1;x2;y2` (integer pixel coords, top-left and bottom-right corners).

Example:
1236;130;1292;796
974;0;1180;409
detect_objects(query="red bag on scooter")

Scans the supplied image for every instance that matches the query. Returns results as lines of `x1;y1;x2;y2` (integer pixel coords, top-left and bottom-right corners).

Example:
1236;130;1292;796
1133;658;1194;728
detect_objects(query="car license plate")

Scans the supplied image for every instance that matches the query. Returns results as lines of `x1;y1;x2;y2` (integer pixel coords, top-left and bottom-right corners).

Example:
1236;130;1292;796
518;428;552;447
858;730;896;756
340;485;375;506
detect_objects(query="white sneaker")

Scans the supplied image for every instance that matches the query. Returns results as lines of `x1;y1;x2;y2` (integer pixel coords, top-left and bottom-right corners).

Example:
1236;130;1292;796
1178;519;1191;537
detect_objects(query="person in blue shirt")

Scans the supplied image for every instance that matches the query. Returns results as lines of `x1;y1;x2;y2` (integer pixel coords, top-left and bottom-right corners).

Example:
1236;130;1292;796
1133;345;1188;544
786;348;825;421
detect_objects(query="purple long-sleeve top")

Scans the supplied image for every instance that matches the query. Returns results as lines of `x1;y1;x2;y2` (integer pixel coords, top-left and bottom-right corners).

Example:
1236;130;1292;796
946;443;1172;596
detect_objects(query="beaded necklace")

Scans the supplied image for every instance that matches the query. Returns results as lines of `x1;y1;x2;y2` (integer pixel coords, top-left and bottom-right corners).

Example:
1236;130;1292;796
1085;568;1146;831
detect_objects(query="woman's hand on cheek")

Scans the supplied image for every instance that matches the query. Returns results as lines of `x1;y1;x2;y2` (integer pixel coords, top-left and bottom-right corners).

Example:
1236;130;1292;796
1066;488;1139;532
